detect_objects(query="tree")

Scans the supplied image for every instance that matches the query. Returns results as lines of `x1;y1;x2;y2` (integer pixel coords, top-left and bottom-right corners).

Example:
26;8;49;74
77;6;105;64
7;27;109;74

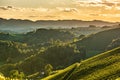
10;70;19;79
44;64;53;76
19;72;25;79
6;57;12;63
9;70;25;79
79;34;85;39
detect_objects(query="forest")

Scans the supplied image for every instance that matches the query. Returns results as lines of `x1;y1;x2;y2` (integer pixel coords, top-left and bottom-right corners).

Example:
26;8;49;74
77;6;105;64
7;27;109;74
0;24;120;80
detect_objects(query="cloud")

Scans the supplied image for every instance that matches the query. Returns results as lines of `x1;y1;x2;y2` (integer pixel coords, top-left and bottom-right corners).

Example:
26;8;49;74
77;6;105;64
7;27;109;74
100;14;120;17
44;15;57;18
116;7;120;10
0;6;49;12
7;6;13;9
34;8;49;12
0;2;120;22
28;16;38;18
0;6;60;20
63;8;78;12
73;0;120;15
101;2;114;6
90;14;100;16
0;6;8;10
28;15;57;18
56;7;78;12
74;0;120;7
0;6;19;11
0;6;14;10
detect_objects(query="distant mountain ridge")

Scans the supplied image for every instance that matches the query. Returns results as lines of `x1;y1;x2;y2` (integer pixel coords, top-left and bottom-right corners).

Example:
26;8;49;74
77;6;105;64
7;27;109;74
0;18;119;33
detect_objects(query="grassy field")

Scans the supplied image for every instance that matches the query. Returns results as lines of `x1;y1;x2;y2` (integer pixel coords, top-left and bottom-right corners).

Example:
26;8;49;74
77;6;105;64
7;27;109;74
42;47;120;80
86;50;102;58
41;63;79;80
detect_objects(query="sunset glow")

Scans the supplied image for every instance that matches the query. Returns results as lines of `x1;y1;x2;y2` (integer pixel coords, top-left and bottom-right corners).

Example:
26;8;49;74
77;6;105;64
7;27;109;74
0;0;120;22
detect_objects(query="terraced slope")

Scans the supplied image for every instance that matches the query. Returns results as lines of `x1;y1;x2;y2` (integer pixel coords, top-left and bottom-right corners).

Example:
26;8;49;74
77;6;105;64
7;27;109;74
42;47;120;80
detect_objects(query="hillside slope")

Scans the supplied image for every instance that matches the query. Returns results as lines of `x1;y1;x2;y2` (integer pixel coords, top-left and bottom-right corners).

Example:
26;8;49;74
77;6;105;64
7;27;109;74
42;47;120;80
0;40;34;64
23;29;74;45
75;28;120;57
0;28;74;45
107;38;120;50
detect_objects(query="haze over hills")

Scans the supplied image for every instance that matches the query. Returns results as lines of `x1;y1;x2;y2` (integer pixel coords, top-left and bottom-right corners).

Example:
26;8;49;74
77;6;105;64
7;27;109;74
0;18;119;33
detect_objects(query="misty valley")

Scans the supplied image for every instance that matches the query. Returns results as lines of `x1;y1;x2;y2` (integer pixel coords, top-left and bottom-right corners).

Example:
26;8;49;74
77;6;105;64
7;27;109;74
0;19;120;80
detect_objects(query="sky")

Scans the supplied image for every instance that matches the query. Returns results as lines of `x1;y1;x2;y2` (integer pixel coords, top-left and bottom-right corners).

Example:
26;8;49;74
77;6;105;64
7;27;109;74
0;0;120;22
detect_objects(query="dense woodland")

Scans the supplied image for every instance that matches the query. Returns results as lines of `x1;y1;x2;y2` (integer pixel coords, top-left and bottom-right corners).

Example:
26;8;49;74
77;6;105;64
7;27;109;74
0;25;120;80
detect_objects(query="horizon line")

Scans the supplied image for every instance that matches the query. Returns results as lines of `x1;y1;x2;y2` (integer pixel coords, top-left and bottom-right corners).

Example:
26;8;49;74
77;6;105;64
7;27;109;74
0;17;119;23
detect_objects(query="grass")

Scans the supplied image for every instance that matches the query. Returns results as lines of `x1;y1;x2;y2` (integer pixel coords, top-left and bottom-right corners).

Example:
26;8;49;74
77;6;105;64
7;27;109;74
86;50;102;58
41;47;120;80
41;63;79;80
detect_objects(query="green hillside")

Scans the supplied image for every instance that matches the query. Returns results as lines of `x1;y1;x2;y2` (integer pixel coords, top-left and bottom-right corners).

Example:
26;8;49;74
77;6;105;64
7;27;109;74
24;29;74;45
0;40;35;65
0;28;75;46
106;38;120;50
0;43;84;79
42;47;120;80
0;32;24;42
0;27;120;79
0;40;24;62
15;44;82;75
75;28;120;57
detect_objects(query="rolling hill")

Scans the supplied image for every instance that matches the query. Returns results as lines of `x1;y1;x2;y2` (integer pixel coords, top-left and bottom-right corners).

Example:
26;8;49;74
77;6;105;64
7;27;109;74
0;25;120;79
0;28;75;45
42;47;120;80
75;28;120;57
23;28;74;45
0;40;34;65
